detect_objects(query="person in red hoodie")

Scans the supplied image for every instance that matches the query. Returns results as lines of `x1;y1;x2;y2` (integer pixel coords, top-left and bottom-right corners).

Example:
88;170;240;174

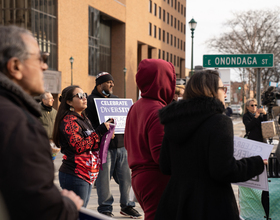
124;59;176;220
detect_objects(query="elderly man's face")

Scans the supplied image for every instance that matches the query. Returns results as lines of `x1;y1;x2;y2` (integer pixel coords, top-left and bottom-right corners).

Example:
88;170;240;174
19;34;48;96
42;92;54;107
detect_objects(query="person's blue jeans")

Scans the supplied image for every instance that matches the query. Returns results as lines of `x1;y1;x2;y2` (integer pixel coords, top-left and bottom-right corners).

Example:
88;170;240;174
59;171;92;208
96;147;135;213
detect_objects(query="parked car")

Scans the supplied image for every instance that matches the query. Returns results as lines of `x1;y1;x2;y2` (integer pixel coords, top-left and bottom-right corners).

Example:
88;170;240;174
230;105;243;115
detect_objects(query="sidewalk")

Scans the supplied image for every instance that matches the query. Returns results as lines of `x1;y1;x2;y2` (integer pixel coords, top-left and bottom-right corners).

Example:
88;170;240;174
53;152;144;219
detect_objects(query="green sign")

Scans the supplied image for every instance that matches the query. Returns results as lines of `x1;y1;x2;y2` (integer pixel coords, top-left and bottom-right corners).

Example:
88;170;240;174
203;54;274;68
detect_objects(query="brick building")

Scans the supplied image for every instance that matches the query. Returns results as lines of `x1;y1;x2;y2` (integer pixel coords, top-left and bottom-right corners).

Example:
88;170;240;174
0;0;186;104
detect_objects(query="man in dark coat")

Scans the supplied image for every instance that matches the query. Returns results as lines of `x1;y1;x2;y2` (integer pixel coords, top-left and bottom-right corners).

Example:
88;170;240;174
86;72;141;218
0;25;83;220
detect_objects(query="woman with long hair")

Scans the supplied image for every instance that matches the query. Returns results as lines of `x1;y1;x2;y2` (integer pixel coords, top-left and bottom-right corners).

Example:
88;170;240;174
155;70;267;220
53;85;111;207
243;98;267;142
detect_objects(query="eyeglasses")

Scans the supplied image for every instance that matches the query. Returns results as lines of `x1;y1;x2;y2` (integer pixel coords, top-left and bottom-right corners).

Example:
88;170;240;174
41;52;49;64
250;104;258;107
218;86;227;93
28;51;49;64
72;93;88;99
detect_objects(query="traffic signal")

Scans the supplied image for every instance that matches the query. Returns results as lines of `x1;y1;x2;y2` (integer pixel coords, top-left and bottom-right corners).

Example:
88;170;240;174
238;86;241;90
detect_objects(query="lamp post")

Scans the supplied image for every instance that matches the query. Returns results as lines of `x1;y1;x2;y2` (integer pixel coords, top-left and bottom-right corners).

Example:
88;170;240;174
188;18;197;77
69;56;74;85
123;67;127;98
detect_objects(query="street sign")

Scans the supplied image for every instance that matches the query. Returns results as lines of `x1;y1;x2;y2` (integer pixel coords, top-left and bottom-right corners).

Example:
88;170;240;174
203;54;274;68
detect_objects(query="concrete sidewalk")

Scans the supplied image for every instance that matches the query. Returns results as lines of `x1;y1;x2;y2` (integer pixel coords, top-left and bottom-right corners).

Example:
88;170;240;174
53;152;144;219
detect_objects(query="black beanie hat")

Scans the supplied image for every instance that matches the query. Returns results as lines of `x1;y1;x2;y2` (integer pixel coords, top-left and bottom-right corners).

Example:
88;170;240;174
96;72;114;86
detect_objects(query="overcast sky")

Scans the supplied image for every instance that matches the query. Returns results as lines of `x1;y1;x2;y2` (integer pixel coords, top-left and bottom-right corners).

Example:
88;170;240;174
185;0;280;81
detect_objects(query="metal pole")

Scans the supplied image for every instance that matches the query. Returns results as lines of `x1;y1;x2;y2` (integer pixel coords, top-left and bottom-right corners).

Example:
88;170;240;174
190;29;194;76
256;68;261;107
124;71;126;98
71;63;73;85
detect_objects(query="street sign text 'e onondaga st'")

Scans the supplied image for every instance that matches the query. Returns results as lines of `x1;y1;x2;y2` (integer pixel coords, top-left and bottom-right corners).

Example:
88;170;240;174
203;54;274;68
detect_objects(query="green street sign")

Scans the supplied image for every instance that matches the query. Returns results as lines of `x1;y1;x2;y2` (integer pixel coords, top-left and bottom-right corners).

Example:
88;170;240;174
203;54;274;68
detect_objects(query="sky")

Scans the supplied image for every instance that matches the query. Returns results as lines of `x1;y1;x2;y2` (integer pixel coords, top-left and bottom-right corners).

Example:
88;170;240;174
185;0;280;81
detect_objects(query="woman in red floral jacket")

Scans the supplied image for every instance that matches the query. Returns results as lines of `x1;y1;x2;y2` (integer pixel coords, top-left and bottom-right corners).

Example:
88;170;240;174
53;85;111;207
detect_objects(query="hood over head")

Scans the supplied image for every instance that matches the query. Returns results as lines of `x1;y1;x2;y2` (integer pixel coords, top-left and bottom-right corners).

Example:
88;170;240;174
136;59;176;105
159;96;225;143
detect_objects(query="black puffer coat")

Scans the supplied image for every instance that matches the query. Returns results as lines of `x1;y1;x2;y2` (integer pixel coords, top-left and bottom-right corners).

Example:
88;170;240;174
155;97;264;220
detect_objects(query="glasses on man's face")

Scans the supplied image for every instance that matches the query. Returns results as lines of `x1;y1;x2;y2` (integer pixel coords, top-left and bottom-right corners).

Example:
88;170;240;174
218;86;227;93
72;93;88;99
28;51;49;64
250;104;258;107
41;52;49;64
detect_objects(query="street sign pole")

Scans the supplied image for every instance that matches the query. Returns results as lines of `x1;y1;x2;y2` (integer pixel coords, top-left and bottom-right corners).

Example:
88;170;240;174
257;68;261;107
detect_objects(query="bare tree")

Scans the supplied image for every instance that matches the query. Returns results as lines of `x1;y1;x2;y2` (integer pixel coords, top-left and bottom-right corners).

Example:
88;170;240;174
207;8;280;98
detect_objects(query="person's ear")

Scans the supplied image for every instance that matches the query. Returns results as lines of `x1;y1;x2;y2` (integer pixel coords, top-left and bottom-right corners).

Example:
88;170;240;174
66;100;72;106
6;57;23;80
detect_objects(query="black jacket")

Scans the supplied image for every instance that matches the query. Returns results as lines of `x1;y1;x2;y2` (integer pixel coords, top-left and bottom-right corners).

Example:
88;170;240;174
86;87;124;149
243;111;267;142
155;97;264;220
0;73;78;220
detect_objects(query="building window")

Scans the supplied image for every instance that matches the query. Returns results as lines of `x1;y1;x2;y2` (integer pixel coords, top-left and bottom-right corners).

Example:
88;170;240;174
30;0;58;70
177;38;179;48
184;24;186;34
167;52;169;62
3;0;59;71
163;9;165;22
149;0;152;13
163;30;165;42
184;7;186;17
178;20;180;30
174;55;176;66
158;49;161;59
170;53;173;63
174;18;176;29
183;41;185;51
181;5;183;15
171;15;173;26
171;0;173;7
159;28;161;40
88;8;111;76
170;34;173;45
181;22;183;32
181;40;182;50
167;12;169;24
149;22;152;36
154;25;157;38
167;32;169;44
89;7;111;76
177;56;179;67
174;36;176;47
178;2;180;12
162;50;165;60
175;0;177;9
159;7;161;19
154;3;157;16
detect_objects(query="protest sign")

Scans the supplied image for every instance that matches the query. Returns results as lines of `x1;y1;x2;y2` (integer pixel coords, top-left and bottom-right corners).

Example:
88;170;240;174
94;98;133;134
232;136;273;191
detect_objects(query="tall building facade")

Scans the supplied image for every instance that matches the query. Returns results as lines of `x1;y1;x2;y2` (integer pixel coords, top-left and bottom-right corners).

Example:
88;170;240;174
0;0;186;102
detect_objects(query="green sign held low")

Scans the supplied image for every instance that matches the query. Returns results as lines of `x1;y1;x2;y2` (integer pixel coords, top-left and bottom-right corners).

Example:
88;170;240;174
203;54;274;68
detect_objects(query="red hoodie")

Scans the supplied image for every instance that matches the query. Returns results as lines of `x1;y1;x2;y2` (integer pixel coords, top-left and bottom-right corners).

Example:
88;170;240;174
124;59;176;177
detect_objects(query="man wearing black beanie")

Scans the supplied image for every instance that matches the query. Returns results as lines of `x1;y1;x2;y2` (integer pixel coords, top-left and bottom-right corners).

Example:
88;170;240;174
86;72;141;219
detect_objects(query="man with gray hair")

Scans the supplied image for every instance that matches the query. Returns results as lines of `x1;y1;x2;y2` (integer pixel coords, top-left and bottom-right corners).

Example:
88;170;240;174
39;91;60;160
0;25;83;219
